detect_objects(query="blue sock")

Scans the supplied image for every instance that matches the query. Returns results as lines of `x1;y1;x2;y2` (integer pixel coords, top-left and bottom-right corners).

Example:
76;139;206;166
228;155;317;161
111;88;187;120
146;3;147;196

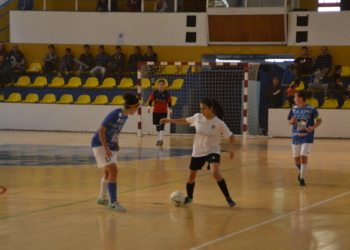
296;164;301;170
108;182;117;204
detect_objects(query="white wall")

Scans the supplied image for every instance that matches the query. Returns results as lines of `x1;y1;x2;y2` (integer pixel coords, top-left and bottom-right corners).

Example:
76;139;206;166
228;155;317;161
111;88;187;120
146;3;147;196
10;11;207;46
268;109;350;138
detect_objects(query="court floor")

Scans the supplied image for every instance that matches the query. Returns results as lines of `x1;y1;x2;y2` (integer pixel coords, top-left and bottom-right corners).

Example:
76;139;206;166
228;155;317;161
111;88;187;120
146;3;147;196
0;130;350;250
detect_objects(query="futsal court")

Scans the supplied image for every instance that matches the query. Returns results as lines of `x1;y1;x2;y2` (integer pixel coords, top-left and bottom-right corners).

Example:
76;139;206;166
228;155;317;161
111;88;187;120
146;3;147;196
0;130;350;250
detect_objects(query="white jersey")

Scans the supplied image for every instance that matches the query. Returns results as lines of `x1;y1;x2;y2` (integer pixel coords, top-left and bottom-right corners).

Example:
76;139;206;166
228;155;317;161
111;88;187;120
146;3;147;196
186;113;233;157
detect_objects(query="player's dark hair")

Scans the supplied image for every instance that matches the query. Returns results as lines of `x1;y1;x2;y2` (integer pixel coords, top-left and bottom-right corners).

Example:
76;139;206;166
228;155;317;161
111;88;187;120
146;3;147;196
84;44;90;48
158;80;165;85
135;46;140;50
147;46;153;50
335;65;342;72
201;98;224;120
123;92;139;109
272;76;280;82
48;44;54;49
65;48;71;52
301;46;308;50
99;45;104;49
295;90;313;102
116;45;121;50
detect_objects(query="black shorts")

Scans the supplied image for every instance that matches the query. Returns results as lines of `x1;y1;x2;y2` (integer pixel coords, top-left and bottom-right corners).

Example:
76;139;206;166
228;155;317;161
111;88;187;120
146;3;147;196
153;112;167;131
189;153;221;170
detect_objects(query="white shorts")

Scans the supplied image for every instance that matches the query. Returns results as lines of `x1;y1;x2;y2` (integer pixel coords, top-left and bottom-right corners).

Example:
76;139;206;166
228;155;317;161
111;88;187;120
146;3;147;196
92;146;117;168
292;143;313;158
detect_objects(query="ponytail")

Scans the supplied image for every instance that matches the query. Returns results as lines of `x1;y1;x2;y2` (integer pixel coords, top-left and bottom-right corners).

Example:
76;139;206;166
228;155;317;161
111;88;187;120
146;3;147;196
201;98;225;120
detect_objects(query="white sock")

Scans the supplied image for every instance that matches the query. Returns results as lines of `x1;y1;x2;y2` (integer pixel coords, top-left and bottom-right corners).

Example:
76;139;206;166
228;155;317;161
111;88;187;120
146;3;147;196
99;178;108;199
159;130;164;140
300;164;308;180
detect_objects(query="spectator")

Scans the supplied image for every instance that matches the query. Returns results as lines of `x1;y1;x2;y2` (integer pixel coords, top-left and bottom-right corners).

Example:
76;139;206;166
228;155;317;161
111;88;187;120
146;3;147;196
0;42;8;58
330;65;348;100
154;0;168;12
127;46;143;73
0;55;11;95
6;44;26;73
315;46;332;75
43;45;59;74
290;46;315;77
285;79;305;107
90;45;110;82
308;67;329;99
143;46;158;83
261;76;283;135
18;0;33;10
78;44;94;72
127;0;141;12
58;48;74;77
103;46;125;83
96;0;108;11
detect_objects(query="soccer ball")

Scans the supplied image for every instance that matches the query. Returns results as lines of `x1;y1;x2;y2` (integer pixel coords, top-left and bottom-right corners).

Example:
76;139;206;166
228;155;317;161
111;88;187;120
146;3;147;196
170;191;185;207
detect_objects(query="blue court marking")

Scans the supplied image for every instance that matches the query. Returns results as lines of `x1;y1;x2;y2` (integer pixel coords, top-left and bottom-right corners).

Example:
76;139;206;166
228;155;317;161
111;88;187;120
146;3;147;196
0;144;194;167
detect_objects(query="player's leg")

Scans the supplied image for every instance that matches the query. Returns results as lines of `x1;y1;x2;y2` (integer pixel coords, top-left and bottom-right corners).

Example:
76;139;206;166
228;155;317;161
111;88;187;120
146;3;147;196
184;156;206;204
97;168;109;206
153;112;161;146
299;143;313;186
292;144;302;181
105;163;126;212
157;113;167;146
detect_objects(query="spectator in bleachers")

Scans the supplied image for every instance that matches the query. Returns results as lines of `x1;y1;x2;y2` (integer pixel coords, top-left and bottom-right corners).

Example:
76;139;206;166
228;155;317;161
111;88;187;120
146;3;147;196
127;0;141;12
0;55;11;95
285;79;304;107
79;45;94;70
330;65;348;100
308;67;329;99
154;0;168;12
290;46;315;78
90;45;110;82
6;44;26;73
315;46;332;75
43;45;59;74
127;46;143;73
58;48;74;76
96;0;108;11
103;46;125;83
0;43;8;58
18;0;33;10
143;46;158;84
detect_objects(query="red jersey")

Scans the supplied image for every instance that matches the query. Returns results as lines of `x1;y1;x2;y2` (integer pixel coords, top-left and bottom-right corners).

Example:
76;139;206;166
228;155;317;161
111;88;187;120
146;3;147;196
149;90;172;113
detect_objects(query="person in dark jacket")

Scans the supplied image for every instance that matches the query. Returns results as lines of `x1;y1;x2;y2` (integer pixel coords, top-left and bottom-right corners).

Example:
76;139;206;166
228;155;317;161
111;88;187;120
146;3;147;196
315;46;332;75
103;46;125;83
43;45;59;74
127;46;143;73
6;44;26;73
96;0;108;11
18;0;33;10
143;46;158;84
290;46;315;77
127;0;141;12
90;45;111;81
0;55;12;95
78;44;94;72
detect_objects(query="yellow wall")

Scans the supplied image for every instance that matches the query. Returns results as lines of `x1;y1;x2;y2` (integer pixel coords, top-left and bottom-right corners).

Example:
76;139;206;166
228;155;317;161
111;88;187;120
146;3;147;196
300;0;318;11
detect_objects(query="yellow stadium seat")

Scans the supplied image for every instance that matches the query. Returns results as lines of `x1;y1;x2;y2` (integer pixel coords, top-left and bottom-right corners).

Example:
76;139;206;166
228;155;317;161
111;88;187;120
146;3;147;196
39;94;56;103
57;94;73;104
26;63;42;73
117;78;134;89
5;93;22;102
22;94;39;103
161;65;178;74
341;99;350;109
109;95;125;105
178;65;189;75
65;77;82;88
141;78;151;89
305;98;319;108
167;79;184;90
340;66;350;77
100;78;116;89
48;77;65;88
321;98;338;109
0;94;4;102
31;76;48;88
14;76;31;87
282;100;291;108
152;79;169;89
92;95;108;105
171;96;178;106
191;67;201;73
74;95;91;104
83;77;99;89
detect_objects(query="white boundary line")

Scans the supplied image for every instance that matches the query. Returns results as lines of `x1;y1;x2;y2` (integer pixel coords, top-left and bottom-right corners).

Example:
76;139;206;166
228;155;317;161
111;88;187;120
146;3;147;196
190;190;350;250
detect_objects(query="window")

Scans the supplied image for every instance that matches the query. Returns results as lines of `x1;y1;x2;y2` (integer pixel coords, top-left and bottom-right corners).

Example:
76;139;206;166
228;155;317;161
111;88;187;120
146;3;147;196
318;0;340;12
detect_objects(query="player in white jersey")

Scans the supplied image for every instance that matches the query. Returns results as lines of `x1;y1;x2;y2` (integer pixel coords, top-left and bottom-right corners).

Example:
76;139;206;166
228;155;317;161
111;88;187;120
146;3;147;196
92;92;139;212
161;98;236;207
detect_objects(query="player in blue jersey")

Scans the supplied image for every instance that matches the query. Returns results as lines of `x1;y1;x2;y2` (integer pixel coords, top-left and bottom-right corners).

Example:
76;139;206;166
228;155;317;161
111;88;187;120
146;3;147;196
288;90;322;186
92;92;139;212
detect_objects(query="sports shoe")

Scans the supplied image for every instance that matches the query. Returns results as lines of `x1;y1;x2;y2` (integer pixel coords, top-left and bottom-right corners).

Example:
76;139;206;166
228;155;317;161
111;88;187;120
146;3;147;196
107;201;126;212
299;179;306;186
96;197;109;207
156;140;160;146
159;140;163;146
226;198;236;207
184;197;193;205
298;173;300;181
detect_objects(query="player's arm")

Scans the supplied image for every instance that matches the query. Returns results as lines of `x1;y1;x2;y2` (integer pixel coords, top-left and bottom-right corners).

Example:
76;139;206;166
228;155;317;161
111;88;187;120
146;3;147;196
307;118;322;132
98;125;112;157
227;134;235;159
160;118;189;124
168;101;172;118
288;117;297;125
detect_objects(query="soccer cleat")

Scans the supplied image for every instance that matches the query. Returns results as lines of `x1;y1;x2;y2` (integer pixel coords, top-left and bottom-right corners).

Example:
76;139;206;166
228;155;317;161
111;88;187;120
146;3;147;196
107;201;127;212
96;197;109;207
298;173;300;181
184;197;193;205
226;198;236;207
159;140;163;146
299;179;306;186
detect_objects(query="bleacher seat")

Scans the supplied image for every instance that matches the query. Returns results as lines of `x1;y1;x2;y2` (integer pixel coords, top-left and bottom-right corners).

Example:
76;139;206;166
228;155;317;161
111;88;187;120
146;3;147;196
48;77;65;88
14;76;31;87
74;95;91;104
22;94;39;103
341;99;350;109
152;79;169;89
167;79;184;90
305;98;319;108
100;78;116;89
31;76;48;88
109;96;125;105
321;98;338;109
26;63;42;73
57;94;73;104
141;78;150;89
191;67;201;73
282;100;291;108
5;93;22;102
92;95;108;105
171;96;178;106
65;77;82;88
117;78;134;89
40;94;56;103
161;65;178;74
83;77;99;89
340;66;350;77
178;65;189;75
